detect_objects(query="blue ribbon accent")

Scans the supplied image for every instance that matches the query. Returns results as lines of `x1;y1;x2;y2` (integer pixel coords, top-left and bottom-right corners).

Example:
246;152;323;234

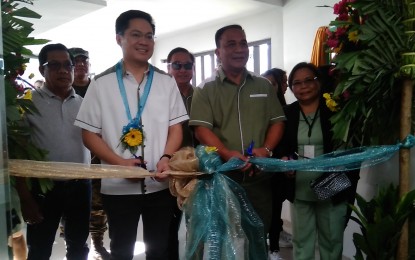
185;146;267;260
248;134;415;173
116;60;154;126
399;134;415;149
183;135;415;259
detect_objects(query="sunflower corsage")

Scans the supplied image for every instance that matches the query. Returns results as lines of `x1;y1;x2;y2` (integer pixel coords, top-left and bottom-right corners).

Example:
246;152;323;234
119;119;144;155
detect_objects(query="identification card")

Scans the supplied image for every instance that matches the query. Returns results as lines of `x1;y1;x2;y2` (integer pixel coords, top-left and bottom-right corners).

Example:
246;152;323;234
304;145;315;158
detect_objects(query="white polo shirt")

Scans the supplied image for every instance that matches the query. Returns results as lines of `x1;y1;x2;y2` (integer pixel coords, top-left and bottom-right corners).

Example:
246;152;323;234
75;63;188;195
27;86;90;165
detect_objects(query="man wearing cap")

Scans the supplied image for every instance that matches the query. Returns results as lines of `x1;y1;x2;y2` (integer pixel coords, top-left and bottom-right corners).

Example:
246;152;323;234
69;48;91;97
68;47;110;260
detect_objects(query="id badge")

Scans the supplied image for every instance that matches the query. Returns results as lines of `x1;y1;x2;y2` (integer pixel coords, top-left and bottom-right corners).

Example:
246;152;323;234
304;145;315;158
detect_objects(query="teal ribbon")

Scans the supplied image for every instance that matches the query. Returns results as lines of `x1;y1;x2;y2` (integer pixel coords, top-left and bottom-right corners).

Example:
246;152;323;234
248;134;415;173
184;135;415;259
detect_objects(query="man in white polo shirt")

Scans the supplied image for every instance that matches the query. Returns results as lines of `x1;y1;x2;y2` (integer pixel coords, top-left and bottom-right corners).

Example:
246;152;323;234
75;10;188;260
16;43;91;260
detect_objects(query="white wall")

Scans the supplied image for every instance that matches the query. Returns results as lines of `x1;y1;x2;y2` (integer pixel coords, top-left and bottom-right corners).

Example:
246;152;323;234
282;0;337;71
152;7;283;69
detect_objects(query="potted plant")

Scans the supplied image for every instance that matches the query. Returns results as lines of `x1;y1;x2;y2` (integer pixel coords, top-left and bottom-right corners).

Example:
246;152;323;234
350;185;415;260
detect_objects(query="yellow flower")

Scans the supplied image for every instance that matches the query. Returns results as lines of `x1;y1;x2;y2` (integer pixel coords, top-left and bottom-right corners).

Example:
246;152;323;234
348;30;359;42
23;90;32;100
326;99;339;112
323;92;340;112
123;129;143;147
205;146;218;153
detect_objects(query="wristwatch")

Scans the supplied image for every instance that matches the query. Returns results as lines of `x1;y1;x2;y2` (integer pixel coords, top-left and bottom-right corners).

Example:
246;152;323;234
264;147;273;157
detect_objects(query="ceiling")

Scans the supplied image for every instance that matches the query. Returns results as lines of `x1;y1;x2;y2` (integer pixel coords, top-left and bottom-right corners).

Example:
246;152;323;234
22;0;284;38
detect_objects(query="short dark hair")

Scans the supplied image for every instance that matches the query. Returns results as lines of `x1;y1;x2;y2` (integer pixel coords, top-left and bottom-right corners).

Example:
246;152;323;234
262;68;287;106
166;47;195;63
115;10;155;35
38;43;74;66
288;62;320;89
215;24;244;48
262;68;286;89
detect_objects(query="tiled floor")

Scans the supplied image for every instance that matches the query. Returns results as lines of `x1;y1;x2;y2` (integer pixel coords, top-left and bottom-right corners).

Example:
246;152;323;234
50;217;186;260
49;217;293;260
46;219;347;260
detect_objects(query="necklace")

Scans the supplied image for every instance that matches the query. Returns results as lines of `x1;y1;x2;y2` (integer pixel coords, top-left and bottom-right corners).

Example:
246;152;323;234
116;60;154;155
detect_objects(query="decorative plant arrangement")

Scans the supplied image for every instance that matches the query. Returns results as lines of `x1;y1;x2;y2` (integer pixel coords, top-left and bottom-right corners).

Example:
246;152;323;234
2;0;50;191
326;0;413;146
325;0;415;258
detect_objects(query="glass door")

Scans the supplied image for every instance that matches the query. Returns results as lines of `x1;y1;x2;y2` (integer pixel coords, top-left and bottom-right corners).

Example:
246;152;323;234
0;8;13;259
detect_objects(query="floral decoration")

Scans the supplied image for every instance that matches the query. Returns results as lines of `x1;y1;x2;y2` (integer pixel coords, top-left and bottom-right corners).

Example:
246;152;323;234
3;0;51;192
205;146;218;153
324;0;413;146
119;119;144;155
326;0;362;55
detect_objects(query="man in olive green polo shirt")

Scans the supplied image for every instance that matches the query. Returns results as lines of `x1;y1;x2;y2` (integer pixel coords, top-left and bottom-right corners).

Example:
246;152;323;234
189;24;285;233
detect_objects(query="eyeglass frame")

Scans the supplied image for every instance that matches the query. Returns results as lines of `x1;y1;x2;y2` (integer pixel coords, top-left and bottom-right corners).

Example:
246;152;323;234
168;62;194;71
291;77;318;88
42;61;75;71
119;31;156;42
74;56;90;65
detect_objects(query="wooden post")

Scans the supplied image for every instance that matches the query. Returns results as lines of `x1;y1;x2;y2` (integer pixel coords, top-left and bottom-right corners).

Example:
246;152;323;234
397;79;413;260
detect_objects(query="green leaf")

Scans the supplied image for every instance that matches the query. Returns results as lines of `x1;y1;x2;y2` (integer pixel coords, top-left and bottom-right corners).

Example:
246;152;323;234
12;6;41;19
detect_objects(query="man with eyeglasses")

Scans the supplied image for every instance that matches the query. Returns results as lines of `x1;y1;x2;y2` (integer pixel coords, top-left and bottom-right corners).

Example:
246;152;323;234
15;43;91;260
189;24;286;257
167;47;197;148
166;47;198;260
75;10;188;260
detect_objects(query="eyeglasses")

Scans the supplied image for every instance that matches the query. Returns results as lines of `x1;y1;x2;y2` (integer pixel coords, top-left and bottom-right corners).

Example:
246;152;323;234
130;32;155;41
42;61;74;71
292;77;317;88
168;62;193;71
74;57;89;65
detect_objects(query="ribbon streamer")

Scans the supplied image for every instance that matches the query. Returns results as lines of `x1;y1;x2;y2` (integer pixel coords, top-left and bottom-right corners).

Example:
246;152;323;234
8;135;414;179
7;135;414;260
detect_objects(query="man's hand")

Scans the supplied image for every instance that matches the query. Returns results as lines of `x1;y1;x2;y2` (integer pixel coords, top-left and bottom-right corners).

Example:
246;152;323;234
122;157;147;182
281;156;295;178
252;147;269;158
154;157;170;181
21;195;44;225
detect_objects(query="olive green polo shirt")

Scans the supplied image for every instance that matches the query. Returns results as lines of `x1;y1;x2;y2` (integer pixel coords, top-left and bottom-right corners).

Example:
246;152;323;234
189;67;285;154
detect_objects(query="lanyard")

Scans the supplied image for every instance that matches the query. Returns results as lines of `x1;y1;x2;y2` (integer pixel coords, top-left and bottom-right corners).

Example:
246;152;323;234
300;105;320;139
116;60;154;123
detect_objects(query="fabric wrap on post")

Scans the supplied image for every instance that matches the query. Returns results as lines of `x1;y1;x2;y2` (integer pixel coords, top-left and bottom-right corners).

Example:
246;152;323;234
183;146;267;260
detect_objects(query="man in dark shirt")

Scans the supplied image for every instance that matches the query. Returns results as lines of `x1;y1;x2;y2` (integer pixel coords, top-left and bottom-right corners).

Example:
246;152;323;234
167;47;198;148
69;48;91;97
166;47;198;260
69;47;110;260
